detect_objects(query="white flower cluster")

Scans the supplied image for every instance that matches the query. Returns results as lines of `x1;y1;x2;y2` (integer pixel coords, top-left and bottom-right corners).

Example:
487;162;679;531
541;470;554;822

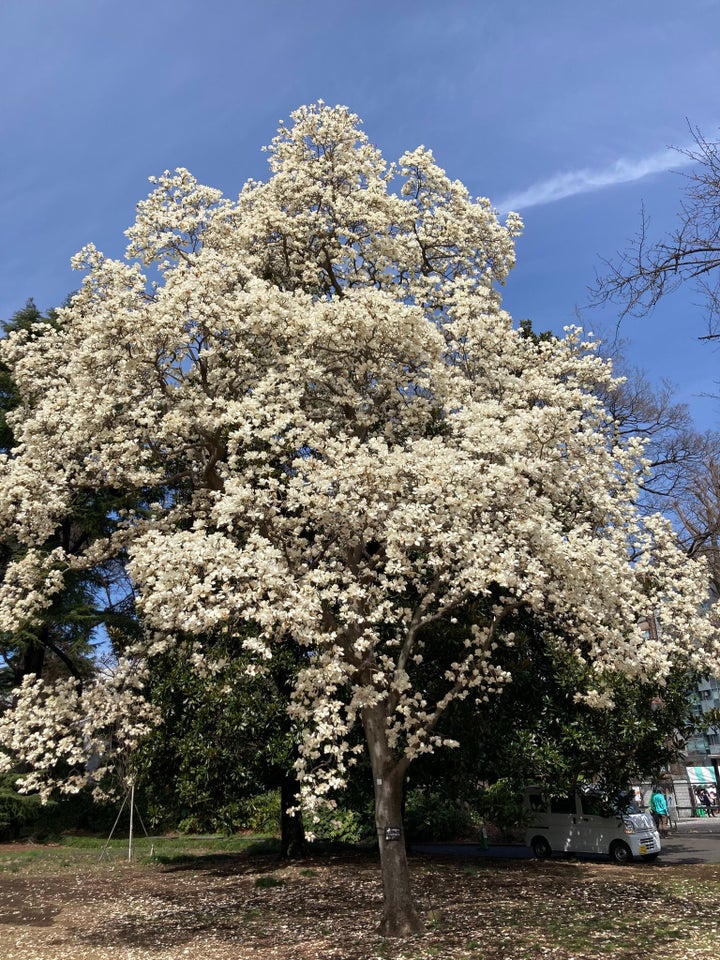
0;546;66;633
0;103;717;809
0;658;158;801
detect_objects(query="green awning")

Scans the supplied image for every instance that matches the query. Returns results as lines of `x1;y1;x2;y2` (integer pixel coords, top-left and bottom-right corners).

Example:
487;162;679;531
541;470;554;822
686;765;717;785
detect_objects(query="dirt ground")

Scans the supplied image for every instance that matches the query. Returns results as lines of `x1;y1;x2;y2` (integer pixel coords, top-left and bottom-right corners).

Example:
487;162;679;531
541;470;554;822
1;846;720;960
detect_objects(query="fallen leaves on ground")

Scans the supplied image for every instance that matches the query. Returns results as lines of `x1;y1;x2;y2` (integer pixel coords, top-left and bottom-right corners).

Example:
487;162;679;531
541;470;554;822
0;849;719;959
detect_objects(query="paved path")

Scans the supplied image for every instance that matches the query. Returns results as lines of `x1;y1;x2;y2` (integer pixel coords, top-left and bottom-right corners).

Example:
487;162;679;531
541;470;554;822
659;818;720;864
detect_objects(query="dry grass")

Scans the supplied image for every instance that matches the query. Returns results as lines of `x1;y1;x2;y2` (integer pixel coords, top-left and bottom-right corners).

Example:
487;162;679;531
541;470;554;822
0;839;719;959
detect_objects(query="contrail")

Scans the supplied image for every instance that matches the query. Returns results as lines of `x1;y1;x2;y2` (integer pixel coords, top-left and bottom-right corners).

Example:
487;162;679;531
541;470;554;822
496;146;696;215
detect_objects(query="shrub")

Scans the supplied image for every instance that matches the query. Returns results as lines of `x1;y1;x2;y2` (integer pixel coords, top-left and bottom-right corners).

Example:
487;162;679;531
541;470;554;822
0;773;117;840
310;805;373;844
239;790;282;834
474;779;526;838
403;788;475;842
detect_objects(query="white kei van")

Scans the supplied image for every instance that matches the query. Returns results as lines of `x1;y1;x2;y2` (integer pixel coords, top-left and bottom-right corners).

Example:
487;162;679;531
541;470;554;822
524;786;661;864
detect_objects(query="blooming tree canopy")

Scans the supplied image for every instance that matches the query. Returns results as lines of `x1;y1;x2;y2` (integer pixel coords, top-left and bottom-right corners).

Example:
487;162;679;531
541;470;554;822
0;103;717;935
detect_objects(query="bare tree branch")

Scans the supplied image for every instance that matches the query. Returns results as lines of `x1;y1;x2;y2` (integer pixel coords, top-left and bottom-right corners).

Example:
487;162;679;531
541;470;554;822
591;126;720;342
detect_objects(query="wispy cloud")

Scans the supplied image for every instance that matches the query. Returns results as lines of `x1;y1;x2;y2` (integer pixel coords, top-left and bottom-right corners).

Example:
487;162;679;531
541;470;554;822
496;146;696;215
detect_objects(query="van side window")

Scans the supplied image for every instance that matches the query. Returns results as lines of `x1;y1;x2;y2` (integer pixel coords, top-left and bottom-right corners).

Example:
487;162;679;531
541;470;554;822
549;795;575;814
582;796;605;817
528;793;545;812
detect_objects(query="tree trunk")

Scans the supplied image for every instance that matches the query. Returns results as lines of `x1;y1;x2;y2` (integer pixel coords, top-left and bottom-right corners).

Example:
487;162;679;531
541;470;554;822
280;770;307;859
18;634;46;682
362;704;424;937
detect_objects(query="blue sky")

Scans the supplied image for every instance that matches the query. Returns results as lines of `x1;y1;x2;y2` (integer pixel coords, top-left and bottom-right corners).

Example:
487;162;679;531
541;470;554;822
2;0;719;429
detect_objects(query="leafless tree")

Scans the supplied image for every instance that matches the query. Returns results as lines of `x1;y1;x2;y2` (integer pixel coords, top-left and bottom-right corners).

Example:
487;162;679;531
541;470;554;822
592;127;720;341
675;459;720;597
589;338;720;583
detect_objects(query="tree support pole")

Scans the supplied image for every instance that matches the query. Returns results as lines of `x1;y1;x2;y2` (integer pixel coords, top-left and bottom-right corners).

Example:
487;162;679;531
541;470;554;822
128;779;135;863
98;779;149;862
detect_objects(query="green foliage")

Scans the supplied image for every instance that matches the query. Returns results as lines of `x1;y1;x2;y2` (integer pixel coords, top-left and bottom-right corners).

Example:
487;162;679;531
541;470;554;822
473;779;526;837
0;773;42;840
517;318;555;344
410;608;702;804
0;773;118;841
138;636;301;833
310;803;374;844
403;788;475;842
240;790;282;834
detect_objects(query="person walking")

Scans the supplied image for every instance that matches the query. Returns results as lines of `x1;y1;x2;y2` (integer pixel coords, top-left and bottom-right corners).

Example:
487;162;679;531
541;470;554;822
650;786;669;837
697;787;715;817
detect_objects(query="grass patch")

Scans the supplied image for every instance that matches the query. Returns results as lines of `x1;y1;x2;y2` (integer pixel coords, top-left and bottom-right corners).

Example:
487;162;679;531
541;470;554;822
254;874;285;888
0;833;277;874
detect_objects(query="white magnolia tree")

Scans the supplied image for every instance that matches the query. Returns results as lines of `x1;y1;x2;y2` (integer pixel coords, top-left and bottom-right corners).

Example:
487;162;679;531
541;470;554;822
0;103;718;935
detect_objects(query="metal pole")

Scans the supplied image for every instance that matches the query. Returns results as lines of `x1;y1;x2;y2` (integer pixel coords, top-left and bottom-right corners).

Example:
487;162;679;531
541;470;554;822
98;793;128;862
128;780;135;863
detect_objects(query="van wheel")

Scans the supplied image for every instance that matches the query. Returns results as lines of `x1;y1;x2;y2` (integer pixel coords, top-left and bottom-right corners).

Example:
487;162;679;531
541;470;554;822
609;841;632;864
531;836;552;859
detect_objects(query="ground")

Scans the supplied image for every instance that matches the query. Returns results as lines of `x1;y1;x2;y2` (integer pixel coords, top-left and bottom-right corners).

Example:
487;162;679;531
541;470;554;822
1;839;719;959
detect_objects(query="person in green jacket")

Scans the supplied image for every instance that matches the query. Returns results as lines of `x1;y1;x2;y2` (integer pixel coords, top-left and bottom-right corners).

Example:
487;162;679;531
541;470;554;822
650;787;669;837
